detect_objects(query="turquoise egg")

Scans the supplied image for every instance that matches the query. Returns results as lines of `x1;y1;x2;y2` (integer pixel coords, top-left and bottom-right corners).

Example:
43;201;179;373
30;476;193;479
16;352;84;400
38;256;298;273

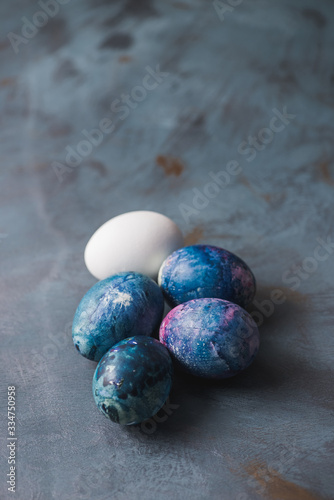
92;336;173;425
72;272;164;362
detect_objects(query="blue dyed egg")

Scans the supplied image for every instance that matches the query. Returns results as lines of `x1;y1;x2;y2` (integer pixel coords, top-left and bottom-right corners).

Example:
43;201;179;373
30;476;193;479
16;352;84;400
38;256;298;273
158;244;256;309
92;336;173;424
159;298;259;379
72;272;164;362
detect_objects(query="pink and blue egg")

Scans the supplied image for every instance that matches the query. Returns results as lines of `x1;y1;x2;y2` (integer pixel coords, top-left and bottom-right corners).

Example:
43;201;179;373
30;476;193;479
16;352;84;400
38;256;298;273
159;298;260;379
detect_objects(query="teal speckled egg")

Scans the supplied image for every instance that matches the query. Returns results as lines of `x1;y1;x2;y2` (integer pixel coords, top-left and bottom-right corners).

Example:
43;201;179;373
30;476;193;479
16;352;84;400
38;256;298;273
92;336;173;425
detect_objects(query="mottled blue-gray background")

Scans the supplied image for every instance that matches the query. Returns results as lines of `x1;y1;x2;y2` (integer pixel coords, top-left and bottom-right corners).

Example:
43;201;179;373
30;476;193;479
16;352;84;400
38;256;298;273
1;0;334;499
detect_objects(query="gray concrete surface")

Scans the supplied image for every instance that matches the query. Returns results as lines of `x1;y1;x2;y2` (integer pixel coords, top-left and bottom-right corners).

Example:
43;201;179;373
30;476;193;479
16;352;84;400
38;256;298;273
0;0;334;498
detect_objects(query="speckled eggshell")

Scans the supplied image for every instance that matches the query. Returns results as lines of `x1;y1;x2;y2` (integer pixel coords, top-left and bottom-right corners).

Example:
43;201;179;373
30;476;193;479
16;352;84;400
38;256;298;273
158;244;256;309
92;336;173;425
84;211;184;281
159;298;260;379
72;272;164;362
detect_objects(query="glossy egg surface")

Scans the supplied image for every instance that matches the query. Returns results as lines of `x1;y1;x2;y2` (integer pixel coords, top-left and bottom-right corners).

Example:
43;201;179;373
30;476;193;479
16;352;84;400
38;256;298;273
93;336;173;424
158;244;256;309
159;298;259;379
73;272;164;361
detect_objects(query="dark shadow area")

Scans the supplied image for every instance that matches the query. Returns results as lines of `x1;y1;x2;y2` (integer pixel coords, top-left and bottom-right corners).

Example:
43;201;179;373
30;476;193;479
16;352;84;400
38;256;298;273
119;282;331;442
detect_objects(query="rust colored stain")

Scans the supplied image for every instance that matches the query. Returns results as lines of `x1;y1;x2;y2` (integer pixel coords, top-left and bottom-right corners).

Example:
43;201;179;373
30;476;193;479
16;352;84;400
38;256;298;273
319;161;334;186
262;193;273;203
0;77;16;87
240;175;273;203
184;227;204;245
280;286;309;304
0;40;9;51
156;155;184;176
243;461;324;500
240;176;252;188
34;162;49;172
118;55;133;63
49;123;72;137
172;2;191;9
89;160;107;176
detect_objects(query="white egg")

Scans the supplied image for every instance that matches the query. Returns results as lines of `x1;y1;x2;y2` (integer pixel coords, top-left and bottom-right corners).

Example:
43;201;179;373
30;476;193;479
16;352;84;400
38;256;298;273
84;211;184;281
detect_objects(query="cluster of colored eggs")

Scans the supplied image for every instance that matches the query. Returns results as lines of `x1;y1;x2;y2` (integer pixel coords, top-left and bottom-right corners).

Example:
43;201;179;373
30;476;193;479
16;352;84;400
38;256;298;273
73;211;260;425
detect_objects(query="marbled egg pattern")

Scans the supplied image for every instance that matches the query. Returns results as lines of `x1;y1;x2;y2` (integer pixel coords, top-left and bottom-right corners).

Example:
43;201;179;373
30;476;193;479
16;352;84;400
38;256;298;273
93;336;173;425
158;244;256;309
159;298;260;379
72;272;164;362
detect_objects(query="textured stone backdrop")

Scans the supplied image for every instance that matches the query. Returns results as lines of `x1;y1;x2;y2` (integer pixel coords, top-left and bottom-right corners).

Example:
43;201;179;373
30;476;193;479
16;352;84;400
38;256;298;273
0;0;333;499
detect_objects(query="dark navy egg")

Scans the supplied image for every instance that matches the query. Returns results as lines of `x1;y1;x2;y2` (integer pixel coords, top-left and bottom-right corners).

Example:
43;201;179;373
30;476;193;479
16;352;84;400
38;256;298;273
158;244;256;309
72;272;164;362
92;336;173;425
159;298;259;379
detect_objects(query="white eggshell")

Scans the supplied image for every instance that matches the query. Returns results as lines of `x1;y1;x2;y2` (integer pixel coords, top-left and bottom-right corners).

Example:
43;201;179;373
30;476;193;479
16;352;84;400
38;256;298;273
84;211;184;281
